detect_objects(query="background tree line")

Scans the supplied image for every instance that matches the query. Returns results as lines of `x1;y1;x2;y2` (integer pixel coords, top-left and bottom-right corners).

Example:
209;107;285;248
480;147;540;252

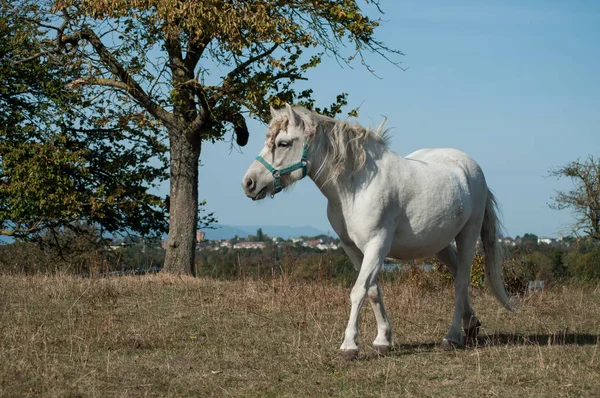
2;226;598;295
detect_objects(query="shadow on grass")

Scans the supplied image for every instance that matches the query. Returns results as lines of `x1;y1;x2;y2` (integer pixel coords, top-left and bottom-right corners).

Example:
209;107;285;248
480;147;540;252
360;331;599;360
475;331;600;347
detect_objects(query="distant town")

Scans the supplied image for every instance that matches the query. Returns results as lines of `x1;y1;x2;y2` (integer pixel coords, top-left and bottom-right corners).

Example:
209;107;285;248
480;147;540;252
155;230;571;253
161;230;340;252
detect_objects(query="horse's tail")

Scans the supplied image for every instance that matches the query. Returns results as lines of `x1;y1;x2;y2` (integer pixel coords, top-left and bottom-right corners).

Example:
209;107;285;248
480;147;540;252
481;190;515;312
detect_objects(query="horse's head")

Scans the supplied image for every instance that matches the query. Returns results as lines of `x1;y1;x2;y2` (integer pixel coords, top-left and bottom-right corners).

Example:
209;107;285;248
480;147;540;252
242;104;310;200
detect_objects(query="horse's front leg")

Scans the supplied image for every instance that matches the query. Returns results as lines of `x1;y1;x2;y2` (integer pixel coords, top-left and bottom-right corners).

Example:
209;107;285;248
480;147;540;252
368;280;393;353
340;241;393;355
340;234;392;360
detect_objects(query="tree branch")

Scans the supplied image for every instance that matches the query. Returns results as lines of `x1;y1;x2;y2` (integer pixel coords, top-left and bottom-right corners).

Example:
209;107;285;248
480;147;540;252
80;28;177;130
0;221;44;237
5;51;53;65
180;80;210;138
68;77;129;91
224;43;279;85
184;37;212;74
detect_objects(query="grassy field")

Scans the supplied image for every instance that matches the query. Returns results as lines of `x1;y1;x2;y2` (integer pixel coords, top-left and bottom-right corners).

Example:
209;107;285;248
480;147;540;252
1;274;599;397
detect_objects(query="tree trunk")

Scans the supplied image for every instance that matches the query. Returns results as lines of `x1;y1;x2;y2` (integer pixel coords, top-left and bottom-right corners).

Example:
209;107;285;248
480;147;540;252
163;129;201;275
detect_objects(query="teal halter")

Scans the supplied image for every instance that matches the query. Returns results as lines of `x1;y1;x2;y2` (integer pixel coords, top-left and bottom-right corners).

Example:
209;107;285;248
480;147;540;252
256;143;308;195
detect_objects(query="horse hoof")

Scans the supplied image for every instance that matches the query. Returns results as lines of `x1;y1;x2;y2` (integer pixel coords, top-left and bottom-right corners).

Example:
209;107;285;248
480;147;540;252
373;344;392;355
465;320;482;345
339;349;359;361
441;338;465;351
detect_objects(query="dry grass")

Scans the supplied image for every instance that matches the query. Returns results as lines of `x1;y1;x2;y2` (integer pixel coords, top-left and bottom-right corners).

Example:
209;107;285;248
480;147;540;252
1;274;599;397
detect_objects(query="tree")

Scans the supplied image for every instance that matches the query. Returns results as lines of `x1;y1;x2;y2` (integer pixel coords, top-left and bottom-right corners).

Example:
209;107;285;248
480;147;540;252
0;1;168;244
521;233;538;250
550;155;600;241
256;228;264;242
550;249;567;279
12;0;400;274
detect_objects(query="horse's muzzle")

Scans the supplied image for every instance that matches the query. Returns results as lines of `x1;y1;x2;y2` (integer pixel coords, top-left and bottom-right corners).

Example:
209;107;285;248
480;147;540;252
242;173;268;200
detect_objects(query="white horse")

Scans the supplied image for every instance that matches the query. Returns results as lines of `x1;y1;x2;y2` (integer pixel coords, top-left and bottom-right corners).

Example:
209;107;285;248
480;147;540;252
242;104;514;359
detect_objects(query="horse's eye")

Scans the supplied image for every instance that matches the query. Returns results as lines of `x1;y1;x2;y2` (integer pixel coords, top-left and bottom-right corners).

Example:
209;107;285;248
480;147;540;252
277;141;290;148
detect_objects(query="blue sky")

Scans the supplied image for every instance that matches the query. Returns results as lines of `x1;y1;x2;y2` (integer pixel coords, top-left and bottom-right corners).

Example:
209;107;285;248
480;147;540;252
177;1;599;239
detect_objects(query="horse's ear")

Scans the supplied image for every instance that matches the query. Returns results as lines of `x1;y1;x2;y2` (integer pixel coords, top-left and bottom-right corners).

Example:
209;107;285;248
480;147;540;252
269;106;277;119
285;103;301;127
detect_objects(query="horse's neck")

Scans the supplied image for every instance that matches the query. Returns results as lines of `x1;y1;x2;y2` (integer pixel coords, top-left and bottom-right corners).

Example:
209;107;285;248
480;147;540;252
310;169;344;204
307;138;339;202
308;135;399;205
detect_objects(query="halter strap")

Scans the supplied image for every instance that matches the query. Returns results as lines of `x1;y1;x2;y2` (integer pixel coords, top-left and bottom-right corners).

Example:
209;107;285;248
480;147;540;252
256;143;308;195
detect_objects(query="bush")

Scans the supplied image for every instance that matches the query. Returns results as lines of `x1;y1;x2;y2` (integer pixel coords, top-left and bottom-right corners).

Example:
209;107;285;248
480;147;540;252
0;230;164;275
0;240;110;275
195;246;357;284
566;248;600;281
550;249;568;279
432;253;486;288
502;255;539;296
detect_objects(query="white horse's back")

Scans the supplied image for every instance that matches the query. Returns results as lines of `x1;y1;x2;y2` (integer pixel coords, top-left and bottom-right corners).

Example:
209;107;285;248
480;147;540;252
375;148;489;260
405;147;486;183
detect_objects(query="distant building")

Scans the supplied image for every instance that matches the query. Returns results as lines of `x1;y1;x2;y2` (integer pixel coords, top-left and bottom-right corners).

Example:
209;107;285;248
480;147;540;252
316;243;339;250
233;241;265;249
503;237;516;246
303;239;322;247
537;237;556;245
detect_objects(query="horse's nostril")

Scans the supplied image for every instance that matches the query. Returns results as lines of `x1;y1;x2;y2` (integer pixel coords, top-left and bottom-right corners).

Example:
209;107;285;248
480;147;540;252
245;177;255;192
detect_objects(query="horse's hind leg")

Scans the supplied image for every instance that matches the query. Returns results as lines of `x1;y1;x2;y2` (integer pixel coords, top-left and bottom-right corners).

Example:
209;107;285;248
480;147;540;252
441;217;483;348
436;245;480;345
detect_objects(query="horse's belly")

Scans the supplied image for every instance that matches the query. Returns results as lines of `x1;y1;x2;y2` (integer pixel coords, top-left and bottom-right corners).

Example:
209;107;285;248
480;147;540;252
385;165;473;259
387;211;469;260
388;233;456;260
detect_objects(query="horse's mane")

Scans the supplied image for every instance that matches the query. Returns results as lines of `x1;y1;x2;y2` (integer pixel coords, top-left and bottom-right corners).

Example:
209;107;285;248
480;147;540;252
267;106;389;183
